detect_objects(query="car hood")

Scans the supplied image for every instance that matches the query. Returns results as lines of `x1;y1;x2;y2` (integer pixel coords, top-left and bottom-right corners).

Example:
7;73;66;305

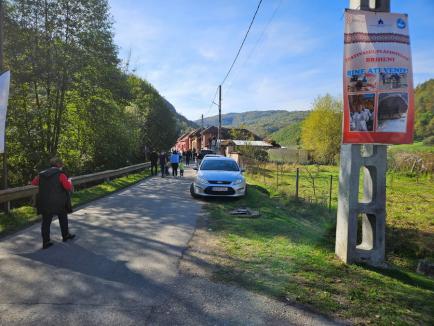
198;170;243;182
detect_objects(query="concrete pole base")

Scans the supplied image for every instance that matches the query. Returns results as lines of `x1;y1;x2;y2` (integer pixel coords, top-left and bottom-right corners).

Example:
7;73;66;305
335;144;387;266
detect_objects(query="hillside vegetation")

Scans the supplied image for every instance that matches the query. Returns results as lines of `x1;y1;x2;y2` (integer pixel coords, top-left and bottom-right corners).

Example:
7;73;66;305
197;110;308;137
415;79;434;144
269;122;302;146
3;0;188;186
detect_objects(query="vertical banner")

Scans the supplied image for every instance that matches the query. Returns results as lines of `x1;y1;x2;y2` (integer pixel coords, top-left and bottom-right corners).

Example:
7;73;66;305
0;71;11;153
343;10;414;144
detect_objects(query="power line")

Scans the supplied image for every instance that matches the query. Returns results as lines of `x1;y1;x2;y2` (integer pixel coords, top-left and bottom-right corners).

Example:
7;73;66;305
225;0;283;95
220;0;263;86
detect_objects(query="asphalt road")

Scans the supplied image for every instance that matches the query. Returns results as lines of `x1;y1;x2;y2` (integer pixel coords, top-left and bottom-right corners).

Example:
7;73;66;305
0;168;339;325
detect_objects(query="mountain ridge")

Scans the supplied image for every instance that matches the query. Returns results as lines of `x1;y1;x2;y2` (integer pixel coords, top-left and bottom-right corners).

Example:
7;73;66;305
195;110;309;137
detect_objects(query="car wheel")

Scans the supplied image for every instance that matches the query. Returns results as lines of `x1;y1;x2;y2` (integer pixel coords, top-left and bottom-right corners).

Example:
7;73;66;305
190;183;199;198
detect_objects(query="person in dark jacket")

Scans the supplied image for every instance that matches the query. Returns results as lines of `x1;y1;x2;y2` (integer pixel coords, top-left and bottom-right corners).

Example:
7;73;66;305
159;151;167;177
150;151;159;175
32;157;75;249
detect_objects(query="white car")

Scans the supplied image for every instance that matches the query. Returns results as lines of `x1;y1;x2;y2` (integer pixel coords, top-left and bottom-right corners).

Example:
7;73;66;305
190;156;246;198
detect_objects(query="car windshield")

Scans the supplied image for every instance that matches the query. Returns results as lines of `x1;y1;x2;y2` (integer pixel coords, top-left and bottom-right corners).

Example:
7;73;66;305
200;160;239;171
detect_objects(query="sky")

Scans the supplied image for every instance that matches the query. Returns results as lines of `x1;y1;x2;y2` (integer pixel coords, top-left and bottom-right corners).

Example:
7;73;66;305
108;0;434;121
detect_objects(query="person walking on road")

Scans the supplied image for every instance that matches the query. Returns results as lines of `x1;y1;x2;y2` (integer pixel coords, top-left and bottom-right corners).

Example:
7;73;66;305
150;150;159;175
159;151;167;177
31;157;75;249
179;161;185;177
186;150;191;166
170;150;180;176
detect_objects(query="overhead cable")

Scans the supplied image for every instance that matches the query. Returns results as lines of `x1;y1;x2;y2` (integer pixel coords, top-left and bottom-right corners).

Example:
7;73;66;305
220;0;263;86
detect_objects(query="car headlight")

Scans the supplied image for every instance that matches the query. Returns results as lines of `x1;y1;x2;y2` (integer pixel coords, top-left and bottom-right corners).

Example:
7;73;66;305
232;178;244;185
196;176;208;185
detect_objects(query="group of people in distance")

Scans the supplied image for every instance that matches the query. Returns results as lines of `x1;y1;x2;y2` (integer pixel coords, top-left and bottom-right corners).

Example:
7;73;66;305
150;149;195;178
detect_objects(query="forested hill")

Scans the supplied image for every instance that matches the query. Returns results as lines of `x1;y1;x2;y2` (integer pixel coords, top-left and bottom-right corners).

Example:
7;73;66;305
3;0;191;186
415;79;434;144
162;98;199;132
196;110;308;137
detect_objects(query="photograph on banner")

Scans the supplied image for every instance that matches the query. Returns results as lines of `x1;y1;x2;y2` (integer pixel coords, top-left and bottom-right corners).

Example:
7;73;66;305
347;72;377;92
379;71;409;90
342;9;414;144
377;92;408;132
348;94;374;132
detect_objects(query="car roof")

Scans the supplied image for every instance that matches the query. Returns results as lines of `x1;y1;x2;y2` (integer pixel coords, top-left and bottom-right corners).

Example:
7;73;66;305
203;154;223;157
202;156;237;162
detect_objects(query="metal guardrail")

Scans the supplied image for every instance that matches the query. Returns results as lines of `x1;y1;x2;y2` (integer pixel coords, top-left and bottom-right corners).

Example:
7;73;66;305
0;162;151;205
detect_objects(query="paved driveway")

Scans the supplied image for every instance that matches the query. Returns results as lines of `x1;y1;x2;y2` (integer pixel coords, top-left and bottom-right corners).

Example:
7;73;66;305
0;169;339;325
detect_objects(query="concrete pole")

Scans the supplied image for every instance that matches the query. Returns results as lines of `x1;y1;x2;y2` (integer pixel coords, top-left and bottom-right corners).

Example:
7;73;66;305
335;0;390;266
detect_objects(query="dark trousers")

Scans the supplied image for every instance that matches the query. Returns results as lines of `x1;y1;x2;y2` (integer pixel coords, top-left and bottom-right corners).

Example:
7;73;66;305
151;162;158;175
160;164;165;177
171;163;178;176
41;213;69;243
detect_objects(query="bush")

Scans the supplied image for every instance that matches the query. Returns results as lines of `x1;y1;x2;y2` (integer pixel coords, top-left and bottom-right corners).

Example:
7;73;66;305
388;151;434;174
423;135;434;146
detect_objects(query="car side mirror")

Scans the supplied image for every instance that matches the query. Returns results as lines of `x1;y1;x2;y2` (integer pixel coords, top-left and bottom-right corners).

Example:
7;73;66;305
241;169;245;173
193;167;198;170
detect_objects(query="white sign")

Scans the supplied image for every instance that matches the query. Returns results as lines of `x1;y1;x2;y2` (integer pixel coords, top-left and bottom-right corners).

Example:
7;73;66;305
0;71;10;153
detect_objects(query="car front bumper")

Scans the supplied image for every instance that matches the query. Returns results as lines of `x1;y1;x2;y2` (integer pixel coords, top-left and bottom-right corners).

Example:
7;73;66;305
192;182;246;197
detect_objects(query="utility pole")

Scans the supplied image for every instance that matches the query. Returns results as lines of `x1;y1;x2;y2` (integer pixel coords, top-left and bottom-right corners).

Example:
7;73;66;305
218;84;222;152
0;0;8;213
335;0;390;266
201;114;204;129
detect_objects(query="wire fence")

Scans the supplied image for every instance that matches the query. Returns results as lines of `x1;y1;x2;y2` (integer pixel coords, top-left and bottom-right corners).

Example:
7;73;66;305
243;159;338;210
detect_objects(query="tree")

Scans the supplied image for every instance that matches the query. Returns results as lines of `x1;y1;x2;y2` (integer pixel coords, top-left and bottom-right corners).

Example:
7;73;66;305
414;79;434;142
301;95;342;164
3;0;181;186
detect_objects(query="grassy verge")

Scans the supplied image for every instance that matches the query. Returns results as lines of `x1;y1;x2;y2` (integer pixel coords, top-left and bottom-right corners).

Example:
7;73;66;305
0;169;151;236
389;142;434;154
246;163;433;270
206;185;434;325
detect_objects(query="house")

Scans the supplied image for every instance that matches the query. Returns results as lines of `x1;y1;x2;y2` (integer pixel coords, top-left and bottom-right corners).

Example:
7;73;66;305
189;128;204;153
174;125;275;156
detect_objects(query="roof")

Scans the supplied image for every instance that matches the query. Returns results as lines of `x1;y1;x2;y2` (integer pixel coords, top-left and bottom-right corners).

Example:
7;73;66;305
232;140;273;147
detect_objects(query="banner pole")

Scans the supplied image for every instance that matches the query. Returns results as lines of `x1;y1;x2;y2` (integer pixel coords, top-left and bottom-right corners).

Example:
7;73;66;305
336;0;391;266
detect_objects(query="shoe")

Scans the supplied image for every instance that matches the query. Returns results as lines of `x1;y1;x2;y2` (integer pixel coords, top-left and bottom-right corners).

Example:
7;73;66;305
42;241;54;249
62;233;76;242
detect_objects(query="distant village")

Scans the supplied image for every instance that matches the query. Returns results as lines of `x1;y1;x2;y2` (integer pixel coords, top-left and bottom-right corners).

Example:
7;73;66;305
174;126;277;156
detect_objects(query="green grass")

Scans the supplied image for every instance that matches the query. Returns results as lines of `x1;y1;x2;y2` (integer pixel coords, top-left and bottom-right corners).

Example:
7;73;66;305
246;163;433;270
0;169;151;237
205;163;433;324
389;142;434;154
206;184;434;325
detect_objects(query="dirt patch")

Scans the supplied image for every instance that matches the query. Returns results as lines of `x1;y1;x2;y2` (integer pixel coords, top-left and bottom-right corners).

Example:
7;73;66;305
179;207;229;279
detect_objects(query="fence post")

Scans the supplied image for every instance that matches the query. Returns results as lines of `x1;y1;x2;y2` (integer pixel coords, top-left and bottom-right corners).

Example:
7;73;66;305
276;162;279;190
295;167;299;200
329;175;333;212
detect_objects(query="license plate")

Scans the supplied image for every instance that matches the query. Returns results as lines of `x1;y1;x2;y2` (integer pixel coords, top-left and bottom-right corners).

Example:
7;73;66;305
212;187;228;192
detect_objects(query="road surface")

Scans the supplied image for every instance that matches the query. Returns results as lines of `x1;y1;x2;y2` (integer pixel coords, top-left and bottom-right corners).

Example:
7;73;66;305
0;169;339;325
